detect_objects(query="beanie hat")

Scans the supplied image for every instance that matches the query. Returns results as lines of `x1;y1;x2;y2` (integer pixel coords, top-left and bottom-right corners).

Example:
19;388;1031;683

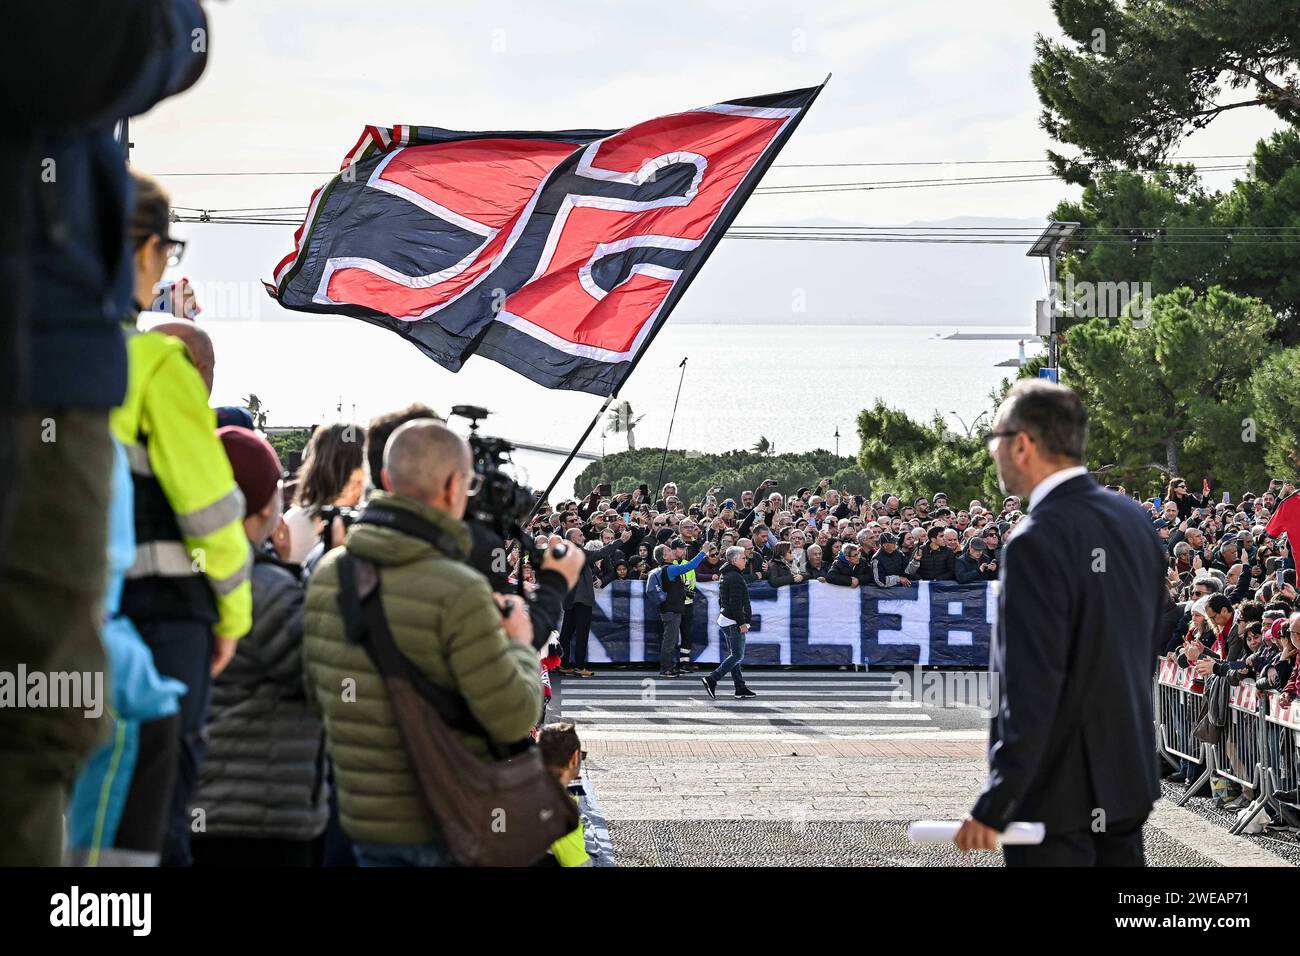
218;425;284;516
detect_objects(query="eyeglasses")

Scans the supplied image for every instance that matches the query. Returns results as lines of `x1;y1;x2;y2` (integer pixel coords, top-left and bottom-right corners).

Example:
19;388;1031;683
165;238;187;267
984;430;1021;450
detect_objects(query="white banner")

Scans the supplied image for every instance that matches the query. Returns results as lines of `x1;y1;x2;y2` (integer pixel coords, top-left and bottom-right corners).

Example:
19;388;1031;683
586;579;998;666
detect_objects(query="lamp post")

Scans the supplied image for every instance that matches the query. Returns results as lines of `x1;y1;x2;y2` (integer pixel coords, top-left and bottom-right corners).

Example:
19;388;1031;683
834;425;840;459
1027;221;1081;377
949;410;989;439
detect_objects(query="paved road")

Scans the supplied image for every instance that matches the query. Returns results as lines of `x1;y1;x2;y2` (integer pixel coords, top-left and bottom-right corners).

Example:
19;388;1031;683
556;667;988;743
555;668;1292;867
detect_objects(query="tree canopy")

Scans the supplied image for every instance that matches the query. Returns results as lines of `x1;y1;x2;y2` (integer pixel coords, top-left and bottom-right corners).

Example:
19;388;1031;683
1061;285;1278;491
1033;0;1300;183
573;447;873;505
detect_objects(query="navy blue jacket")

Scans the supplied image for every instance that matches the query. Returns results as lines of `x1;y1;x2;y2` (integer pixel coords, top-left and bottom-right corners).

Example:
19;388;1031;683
4;2;207;409
971;475;1167;834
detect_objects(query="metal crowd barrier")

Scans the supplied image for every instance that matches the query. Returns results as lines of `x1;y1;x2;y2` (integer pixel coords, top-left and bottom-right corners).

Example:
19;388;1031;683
1153;657;1300;834
1153;659;1212;807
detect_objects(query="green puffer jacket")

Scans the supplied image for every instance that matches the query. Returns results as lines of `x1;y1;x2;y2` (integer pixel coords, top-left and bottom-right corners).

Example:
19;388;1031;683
302;492;542;846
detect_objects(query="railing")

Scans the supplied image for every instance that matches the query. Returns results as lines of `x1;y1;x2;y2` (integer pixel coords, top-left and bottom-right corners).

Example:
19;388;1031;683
1154;658;1300;834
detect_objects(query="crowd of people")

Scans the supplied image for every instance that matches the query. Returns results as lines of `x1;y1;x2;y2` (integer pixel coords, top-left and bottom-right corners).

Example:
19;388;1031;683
12;139;1300;863
517;472;1300;707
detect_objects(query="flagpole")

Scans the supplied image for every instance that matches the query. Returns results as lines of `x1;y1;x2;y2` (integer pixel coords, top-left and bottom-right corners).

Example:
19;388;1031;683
526;395;614;524
654;357;688;503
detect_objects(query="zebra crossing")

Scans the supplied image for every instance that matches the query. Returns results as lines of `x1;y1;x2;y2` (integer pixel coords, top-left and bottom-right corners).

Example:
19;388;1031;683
555;669;986;742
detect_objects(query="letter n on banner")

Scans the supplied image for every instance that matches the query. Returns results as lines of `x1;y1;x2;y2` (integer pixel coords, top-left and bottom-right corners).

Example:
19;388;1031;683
589;579;634;663
927;581;993;666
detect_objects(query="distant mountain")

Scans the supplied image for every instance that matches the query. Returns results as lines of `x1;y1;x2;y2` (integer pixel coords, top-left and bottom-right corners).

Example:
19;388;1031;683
670;215;1047;325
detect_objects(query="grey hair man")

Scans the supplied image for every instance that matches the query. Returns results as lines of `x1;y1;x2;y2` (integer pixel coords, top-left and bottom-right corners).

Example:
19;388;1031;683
701;546;755;700
956;380;1165;867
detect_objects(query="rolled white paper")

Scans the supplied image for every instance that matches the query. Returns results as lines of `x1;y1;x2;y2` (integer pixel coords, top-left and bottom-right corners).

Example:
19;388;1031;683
907;821;1045;845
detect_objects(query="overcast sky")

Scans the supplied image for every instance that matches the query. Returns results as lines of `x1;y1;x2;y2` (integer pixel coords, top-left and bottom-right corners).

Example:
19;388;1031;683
135;1;1281;216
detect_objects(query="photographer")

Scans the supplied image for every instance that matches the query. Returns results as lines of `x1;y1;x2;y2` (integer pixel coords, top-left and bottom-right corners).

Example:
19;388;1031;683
285;422;367;565
302;420;564;866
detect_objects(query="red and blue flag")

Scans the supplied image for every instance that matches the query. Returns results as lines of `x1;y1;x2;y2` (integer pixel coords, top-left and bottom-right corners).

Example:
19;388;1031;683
268;85;822;395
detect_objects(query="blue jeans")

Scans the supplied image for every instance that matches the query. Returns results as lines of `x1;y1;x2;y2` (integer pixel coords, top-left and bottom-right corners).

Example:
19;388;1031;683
709;625;746;689
353;839;454;867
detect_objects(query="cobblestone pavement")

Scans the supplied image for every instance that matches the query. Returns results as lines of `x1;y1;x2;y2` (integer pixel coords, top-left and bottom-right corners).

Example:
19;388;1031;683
1158;779;1300;866
556;669;1294;867
608;820;1220;867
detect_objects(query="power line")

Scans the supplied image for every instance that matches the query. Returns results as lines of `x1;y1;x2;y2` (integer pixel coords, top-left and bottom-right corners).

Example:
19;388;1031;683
150;153;1262;177
169;212;1300;245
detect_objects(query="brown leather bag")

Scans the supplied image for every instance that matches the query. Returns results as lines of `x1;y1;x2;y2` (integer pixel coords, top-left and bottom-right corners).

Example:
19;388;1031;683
336;554;578;867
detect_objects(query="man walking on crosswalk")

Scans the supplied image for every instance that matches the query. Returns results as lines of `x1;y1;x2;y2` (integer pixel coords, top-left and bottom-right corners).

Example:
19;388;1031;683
702;546;757;700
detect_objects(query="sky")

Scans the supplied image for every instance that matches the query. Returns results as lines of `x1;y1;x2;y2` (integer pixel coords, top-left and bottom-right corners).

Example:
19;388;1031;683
135;1;1280;218
124;0;1288;464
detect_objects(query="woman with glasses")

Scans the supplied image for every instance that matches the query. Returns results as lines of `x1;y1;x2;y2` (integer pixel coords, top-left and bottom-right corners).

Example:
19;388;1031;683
981;527;1002;564
694;544;724;582
1166;476;1211;522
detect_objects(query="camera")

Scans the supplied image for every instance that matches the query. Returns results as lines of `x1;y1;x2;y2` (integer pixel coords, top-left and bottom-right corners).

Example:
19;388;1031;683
449;405;541;591
449;406;535;540
317;504;360;550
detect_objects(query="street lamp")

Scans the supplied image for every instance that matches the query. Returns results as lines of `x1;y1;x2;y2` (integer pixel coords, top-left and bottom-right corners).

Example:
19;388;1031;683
1027;221;1081;376
834;425;840;459
949;410;989;439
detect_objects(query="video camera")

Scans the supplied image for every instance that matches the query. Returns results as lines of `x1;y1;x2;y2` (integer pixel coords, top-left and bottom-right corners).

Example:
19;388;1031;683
450;405;535;541
449;405;550;592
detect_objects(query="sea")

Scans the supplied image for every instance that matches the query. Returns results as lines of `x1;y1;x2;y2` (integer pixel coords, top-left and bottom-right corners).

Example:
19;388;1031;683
200;320;1044;496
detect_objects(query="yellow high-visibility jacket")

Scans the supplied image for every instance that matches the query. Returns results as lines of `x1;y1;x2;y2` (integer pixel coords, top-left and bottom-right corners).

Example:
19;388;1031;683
110;328;252;641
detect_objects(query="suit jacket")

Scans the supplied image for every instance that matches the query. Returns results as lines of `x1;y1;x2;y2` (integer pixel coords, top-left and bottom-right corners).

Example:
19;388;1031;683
971;474;1166;834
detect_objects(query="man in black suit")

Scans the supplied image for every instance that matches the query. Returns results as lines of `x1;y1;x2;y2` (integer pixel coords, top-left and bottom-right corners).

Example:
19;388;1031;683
954;380;1166;866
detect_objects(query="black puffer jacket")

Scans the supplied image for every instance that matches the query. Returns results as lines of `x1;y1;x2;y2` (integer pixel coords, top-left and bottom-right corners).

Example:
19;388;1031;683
190;550;328;841
916;544;956;581
767;558;797;588
718;563;752;626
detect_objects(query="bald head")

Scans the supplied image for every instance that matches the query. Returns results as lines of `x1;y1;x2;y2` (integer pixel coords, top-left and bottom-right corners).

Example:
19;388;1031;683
382;420;473;517
153;321;215;396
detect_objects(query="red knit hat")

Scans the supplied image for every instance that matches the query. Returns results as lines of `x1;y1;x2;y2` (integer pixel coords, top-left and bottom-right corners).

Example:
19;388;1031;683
218;426;284;516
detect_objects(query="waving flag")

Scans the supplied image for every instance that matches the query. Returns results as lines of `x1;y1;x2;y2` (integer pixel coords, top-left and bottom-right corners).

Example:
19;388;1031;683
268;84;824;395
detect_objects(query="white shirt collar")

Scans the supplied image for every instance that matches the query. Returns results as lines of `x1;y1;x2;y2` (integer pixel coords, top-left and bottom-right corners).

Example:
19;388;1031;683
1028;465;1090;512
